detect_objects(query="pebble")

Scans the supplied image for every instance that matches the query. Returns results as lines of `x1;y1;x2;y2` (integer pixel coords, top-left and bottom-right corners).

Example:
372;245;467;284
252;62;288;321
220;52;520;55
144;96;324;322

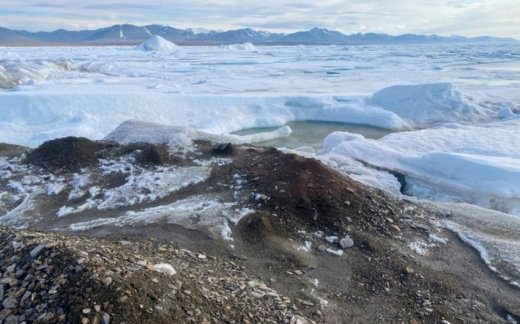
101;277;113;286
250;291;265;299
390;224;401;232
151;263;176;276
339;236;354;249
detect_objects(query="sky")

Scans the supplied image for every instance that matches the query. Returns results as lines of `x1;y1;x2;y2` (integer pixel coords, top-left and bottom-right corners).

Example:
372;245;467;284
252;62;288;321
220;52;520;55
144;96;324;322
0;0;519;38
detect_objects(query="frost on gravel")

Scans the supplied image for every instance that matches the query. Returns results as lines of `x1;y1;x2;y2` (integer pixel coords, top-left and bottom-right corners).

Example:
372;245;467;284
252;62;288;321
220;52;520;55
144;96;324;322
58;158;212;216
69;195;254;241
0;158;66;227
440;203;520;287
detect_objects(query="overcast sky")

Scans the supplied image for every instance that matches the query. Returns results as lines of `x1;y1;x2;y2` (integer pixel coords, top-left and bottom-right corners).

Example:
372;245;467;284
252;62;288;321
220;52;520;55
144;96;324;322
1;0;519;38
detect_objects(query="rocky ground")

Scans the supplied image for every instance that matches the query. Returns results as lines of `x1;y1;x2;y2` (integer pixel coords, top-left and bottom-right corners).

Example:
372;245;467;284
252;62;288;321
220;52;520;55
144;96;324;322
0;137;519;323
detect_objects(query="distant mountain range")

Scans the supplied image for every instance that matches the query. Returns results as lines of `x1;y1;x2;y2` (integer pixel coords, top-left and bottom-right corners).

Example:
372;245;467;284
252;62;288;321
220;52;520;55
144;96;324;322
0;24;517;46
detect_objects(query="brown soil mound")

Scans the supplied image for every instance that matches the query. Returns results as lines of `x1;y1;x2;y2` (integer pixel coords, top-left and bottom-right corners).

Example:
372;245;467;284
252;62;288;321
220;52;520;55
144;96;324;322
26;137;101;172
0;143;28;159
233;146;398;239
25;137;178;172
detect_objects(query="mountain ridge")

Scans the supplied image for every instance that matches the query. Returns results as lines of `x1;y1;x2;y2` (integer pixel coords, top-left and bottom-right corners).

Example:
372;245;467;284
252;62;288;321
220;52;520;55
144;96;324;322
0;24;517;45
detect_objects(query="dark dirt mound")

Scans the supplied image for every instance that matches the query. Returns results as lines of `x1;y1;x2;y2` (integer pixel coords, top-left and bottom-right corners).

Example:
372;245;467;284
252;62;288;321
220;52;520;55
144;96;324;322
26;137;102;172
233;146;398;239
25;138;179;172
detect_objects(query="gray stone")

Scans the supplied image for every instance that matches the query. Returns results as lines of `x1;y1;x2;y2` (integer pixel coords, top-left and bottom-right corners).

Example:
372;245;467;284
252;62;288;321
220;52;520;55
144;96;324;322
2;297;18;309
30;245;46;258
339;236;354;249
21;291;32;302
0;308;13;321
4;315;19;324
25;308;35;317
14;269;25;279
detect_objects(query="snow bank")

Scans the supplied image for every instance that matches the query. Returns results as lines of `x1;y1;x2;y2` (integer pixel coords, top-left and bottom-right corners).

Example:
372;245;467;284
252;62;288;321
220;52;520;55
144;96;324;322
371;83;495;127
319;118;520;216
136;35;179;52
104;120;292;146
225;43;257;51
0;93;414;147
2;76;511;148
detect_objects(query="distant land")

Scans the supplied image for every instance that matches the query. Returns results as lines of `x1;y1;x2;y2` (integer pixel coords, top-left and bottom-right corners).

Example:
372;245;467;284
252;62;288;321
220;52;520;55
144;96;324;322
0;24;518;46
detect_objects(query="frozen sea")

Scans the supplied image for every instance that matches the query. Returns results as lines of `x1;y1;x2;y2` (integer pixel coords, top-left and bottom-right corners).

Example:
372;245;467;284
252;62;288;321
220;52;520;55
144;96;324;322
1;42;520;283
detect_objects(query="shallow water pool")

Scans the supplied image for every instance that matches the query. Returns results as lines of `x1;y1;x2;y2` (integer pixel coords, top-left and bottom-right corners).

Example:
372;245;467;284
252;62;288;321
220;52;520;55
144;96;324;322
233;120;392;149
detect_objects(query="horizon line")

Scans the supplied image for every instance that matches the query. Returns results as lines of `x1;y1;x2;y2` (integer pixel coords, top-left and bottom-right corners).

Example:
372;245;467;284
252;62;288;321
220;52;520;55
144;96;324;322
2;24;518;41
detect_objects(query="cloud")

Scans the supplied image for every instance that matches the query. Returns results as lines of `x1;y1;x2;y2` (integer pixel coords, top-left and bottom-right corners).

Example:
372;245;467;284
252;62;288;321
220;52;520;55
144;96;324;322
0;0;518;38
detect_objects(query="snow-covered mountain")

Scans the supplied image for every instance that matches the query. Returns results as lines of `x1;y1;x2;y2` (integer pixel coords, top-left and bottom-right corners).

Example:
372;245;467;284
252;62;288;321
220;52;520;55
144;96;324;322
198;28;283;43
0;24;517;45
280;28;350;44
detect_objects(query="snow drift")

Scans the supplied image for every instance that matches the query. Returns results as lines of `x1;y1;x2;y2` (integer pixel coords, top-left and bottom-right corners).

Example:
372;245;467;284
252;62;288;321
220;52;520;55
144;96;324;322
319;118;520;216
370;83;495;127
136;35;179;52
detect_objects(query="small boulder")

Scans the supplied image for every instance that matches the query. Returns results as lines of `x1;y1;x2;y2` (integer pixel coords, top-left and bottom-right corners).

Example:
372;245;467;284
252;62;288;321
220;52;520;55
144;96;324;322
339;236;354;249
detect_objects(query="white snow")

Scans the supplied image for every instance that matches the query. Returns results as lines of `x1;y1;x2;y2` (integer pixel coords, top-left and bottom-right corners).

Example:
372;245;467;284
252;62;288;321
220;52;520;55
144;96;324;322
319;117;520;216
104;120;292;147
2;44;519;148
409;241;435;255
325;235;338;243
136;35;178;52
370;83;495;128
297;241;312;252
325;248;344;256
